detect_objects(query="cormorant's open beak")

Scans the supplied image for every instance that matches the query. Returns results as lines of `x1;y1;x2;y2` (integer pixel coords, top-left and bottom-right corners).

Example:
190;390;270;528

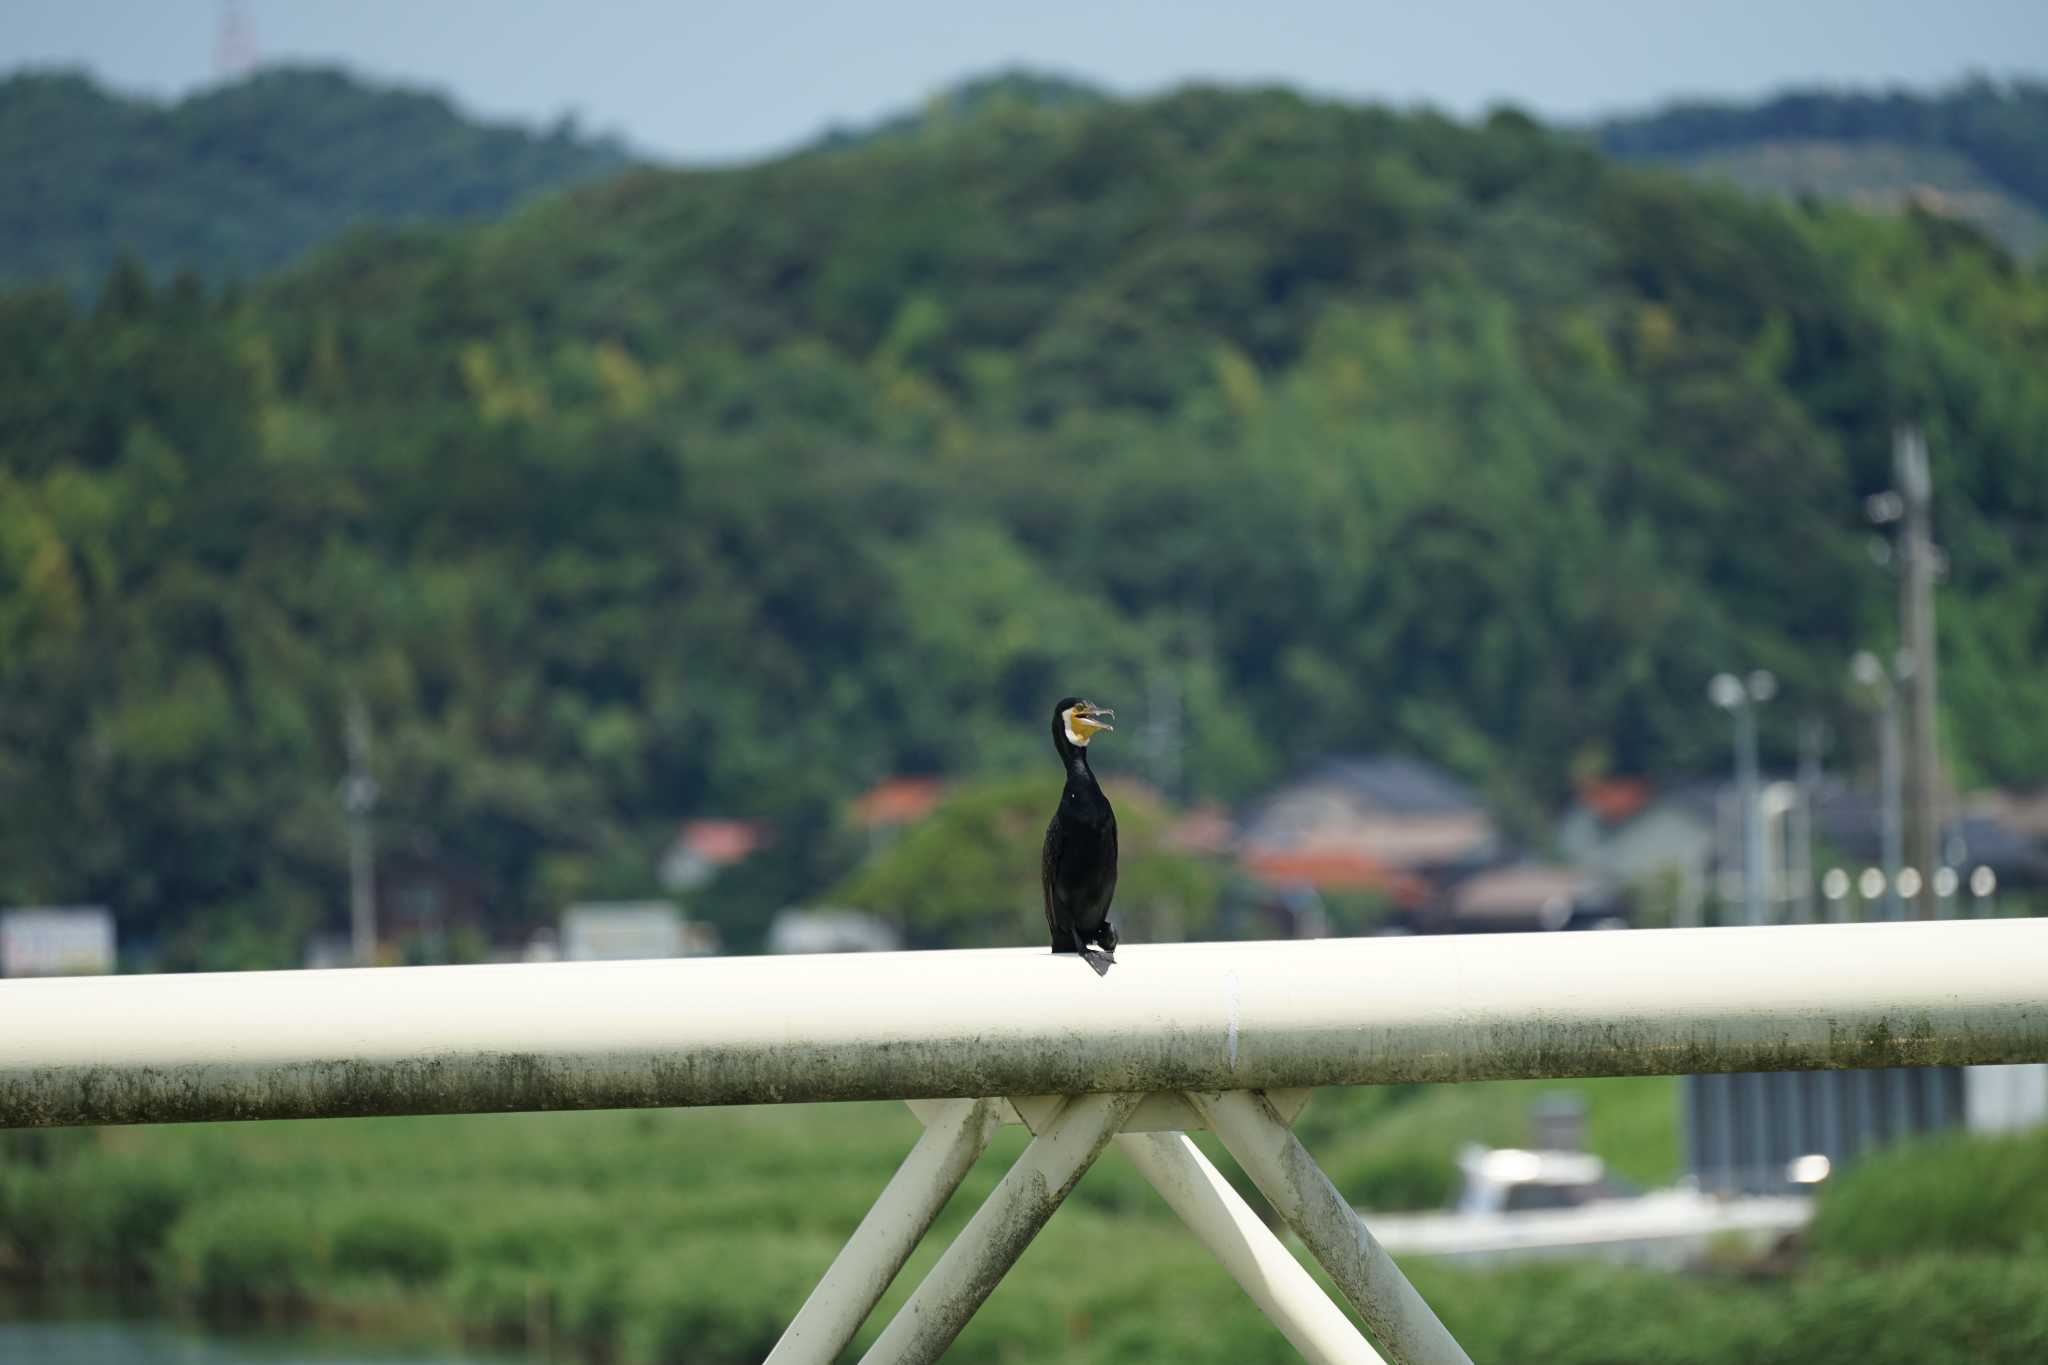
1080;706;1114;733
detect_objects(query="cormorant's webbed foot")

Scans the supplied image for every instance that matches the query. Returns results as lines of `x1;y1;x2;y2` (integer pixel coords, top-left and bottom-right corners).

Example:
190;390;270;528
1067;927;1112;975
1095;921;1118;956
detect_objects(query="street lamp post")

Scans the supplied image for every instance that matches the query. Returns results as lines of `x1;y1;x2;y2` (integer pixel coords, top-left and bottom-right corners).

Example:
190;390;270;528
1709;668;1778;1191
1709;670;1776;926
342;695;379;967
1792;719;1827;924
1851;652;1904;921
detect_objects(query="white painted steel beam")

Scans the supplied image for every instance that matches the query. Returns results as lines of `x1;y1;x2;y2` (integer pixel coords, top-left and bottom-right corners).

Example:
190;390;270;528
5;919;2048;1128
767;1097;1003;1365
1117;1129;1385;1365
857;1091;1143;1365
1196;1090;1470;1365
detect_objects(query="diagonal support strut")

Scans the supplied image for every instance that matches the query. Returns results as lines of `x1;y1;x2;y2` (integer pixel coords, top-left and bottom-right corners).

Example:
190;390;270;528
766;1097;1005;1365
859;1090;1144;1364
1195;1089;1472;1365
1114;1129;1385;1365
774;1090;1464;1365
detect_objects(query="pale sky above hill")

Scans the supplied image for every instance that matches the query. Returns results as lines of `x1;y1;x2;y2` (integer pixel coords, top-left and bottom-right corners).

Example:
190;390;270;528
5;0;2045;161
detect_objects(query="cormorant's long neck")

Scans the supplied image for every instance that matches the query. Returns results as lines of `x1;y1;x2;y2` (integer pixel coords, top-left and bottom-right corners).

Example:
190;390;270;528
1065;747;1097;789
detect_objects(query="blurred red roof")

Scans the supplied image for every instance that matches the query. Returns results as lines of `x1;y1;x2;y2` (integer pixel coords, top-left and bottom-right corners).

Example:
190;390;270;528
850;777;946;829
1580;778;1651;825
1241;847;1430;907
677;818;770;865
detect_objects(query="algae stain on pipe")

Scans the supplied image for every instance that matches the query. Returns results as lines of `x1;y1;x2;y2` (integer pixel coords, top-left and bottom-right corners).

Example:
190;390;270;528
1225;970;1242;1071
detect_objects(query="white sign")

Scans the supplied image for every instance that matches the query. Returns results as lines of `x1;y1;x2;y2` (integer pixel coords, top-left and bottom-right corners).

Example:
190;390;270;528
1;906;116;977
1966;1064;2048;1135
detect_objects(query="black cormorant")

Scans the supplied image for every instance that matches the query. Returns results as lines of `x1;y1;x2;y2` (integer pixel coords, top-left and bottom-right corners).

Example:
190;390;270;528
1042;697;1119;975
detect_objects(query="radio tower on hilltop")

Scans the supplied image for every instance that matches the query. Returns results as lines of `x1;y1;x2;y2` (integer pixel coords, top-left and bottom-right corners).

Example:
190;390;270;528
214;0;259;81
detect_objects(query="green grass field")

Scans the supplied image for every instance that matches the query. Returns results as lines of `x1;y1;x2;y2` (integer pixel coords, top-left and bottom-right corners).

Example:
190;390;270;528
4;1077;2046;1364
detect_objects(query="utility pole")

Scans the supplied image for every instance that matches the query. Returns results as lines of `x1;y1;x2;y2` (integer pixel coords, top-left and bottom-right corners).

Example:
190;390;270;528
342;695;379;966
1895;428;1941;919
1735;696;1763;927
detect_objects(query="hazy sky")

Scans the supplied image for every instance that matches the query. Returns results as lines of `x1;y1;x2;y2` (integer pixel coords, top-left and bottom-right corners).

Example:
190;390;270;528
7;0;2046;161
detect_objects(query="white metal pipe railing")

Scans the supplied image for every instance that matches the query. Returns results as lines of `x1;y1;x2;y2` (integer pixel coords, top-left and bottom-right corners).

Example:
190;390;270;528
7;919;2046;1365
2;918;2046;1129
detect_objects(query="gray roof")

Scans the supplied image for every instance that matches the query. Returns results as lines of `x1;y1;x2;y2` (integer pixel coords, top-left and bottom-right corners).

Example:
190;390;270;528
1814;787;2048;878
1299;755;1482;815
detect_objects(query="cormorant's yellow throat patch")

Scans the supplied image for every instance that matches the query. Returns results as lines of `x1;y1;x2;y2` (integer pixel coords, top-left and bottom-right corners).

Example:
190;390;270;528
1063;704;1112;747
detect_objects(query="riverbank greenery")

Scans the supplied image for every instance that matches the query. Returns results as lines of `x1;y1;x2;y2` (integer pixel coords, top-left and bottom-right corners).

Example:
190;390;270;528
3;1078;2046;1363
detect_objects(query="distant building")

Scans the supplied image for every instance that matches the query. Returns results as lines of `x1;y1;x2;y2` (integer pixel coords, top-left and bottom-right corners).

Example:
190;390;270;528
1;906;116;977
767;908;902;955
1237;847;1430;910
1165;804;1238;857
371;852;491;961
658;818;772;892
1812;786;2048;892
560;901;717;961
1235;755;1508;935
1557;781;1719;926
1965;788;2048;845
1427;862;1623;934
1239;754;1501;879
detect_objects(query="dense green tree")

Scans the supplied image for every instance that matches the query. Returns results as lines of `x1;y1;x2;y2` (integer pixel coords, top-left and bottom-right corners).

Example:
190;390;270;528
2;86;2044;964
834;777;1224;947
0;67;631;293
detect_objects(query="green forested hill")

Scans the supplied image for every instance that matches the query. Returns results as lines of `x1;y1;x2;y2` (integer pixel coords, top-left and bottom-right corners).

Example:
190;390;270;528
0;66;632;292
832;73;2048;259
3;86;2045;963
1597;78;2048;259
813;67;1110;150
